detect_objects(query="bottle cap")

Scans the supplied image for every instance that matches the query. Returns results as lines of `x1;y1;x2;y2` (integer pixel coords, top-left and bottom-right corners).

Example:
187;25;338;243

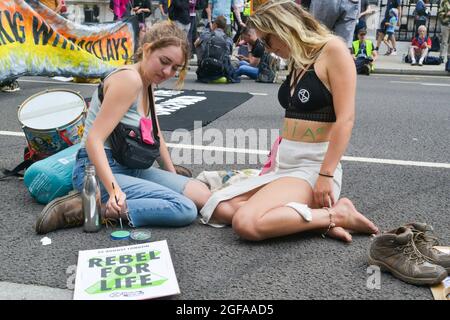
110;230;131;240
130;229;152;241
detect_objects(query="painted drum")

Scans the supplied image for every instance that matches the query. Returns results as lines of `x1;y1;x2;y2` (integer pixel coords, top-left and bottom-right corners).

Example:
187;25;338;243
18;89;87;160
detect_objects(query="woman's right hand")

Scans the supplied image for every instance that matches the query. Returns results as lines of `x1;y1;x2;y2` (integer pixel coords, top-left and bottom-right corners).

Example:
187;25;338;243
106;188;127;218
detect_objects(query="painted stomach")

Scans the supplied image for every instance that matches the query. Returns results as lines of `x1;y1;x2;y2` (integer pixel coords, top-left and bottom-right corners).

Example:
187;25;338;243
281;118;333;143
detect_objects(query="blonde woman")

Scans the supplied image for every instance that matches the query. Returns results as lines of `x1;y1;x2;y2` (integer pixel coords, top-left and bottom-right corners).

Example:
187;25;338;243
199;0;379;242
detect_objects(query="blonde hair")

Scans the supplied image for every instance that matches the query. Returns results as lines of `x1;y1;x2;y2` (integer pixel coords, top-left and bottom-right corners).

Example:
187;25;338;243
135;21;189;88
247;0;335;71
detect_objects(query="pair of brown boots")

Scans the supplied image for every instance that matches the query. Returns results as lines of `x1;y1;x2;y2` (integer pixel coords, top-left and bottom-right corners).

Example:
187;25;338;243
368;222;450;285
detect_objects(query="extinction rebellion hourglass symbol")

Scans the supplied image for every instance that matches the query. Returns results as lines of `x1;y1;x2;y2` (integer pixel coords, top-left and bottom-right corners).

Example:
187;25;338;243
298;89;310;103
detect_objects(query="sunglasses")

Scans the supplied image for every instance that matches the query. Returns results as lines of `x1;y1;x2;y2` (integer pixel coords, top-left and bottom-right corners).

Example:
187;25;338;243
260;34;272;50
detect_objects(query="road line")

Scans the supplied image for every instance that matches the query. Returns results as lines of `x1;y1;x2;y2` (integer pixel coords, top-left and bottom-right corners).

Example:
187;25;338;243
390;80;450;87
249;92;269;96
375;73;450;80
18;79;98;86
166;143;450;168
1;131;448;169
0;131;25;137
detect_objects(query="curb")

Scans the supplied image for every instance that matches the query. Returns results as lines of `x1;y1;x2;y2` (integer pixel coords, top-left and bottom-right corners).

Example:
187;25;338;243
373;68;450;76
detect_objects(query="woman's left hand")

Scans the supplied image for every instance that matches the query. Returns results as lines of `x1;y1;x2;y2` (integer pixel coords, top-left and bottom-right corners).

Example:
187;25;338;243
313;176;335;208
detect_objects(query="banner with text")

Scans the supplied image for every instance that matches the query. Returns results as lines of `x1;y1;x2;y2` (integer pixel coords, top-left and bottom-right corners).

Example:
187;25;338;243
0;0;138;82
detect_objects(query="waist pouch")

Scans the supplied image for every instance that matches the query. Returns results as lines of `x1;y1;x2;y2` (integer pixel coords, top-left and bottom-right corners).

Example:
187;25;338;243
109;121;160;169
98;77;160;169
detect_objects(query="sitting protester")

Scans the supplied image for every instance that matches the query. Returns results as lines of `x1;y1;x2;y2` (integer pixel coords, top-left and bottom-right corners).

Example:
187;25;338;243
409;25;432;66
194;15;240;83
351;28;377;75
235;27;265;79
35;21;211;234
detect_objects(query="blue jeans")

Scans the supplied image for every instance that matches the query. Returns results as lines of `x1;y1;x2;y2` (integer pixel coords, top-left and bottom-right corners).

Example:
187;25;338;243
236;61;259;79
72;148;197;228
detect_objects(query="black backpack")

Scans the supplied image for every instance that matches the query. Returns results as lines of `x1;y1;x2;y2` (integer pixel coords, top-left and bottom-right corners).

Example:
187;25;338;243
256;52;277;83
199;33;228;77
430;35;440;52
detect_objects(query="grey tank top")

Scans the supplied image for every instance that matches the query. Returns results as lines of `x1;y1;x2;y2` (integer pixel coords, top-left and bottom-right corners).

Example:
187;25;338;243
80;68;150;149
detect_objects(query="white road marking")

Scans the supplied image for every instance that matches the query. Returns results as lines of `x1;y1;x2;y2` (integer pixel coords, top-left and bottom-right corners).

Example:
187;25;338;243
375;73;450;80
1;131;448;169
0;131;25;137
18;79;98;86
394;80;450;86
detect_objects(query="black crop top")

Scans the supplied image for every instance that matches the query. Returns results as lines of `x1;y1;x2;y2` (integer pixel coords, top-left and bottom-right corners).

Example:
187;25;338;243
278;65;336;122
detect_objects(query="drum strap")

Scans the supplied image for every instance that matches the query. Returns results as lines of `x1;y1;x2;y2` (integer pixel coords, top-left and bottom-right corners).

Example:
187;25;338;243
0;159;34;180
0;146;37;180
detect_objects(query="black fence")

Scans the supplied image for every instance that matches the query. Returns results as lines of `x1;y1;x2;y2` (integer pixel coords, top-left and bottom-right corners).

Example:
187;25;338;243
378;0;442;41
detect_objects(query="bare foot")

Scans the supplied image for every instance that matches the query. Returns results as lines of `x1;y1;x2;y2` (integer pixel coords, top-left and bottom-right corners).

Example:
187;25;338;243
331;198;379;235
325;226;353;243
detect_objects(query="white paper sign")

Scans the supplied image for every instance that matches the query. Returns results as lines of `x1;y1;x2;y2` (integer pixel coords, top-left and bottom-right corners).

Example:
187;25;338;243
73;240;180;300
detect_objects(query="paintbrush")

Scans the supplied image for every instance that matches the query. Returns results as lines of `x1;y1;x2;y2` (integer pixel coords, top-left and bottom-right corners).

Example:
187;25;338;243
112;182;123;229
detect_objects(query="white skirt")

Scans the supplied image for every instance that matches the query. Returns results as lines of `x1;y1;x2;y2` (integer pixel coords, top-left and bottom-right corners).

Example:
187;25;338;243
199;139;343;227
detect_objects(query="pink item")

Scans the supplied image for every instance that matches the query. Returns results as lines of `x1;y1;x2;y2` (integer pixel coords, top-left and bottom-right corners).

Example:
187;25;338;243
259;136;282;175
113;0;130;19
140;118;155;145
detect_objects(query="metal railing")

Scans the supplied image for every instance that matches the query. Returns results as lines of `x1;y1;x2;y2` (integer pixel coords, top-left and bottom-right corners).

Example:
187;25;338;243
378;0;442;41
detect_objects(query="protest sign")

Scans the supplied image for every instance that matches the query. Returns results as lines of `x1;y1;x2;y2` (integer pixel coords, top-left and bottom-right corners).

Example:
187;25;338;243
73;240;180;300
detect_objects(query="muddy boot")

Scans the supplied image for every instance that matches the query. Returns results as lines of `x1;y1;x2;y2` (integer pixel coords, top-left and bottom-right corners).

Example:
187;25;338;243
368;227;448;286
404;222;450;273
35;191;83;234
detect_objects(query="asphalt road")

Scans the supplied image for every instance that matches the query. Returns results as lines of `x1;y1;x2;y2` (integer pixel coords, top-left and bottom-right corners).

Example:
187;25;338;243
0;73;449;300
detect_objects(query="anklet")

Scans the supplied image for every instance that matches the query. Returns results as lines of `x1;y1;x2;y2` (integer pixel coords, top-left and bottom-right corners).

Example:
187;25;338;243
321;207;335;238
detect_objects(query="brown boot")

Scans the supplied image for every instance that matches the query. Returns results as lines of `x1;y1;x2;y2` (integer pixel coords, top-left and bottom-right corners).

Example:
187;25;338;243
405;222;450;273
368;227;448;286
35;191;83;234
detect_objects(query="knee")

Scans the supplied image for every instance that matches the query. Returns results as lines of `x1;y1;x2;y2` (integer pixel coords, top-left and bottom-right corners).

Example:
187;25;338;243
231;208;264;241
215;200;234;217
174;199;198;227
185;180;211;208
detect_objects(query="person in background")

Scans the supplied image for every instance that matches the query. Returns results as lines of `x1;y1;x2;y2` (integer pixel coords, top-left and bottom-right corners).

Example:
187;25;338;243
354;0;376;40
206;0;245;37
110;0;132;21
169;0;191;35
414;0;430;33
375;0;401;54
309;0;360;49
199;0;378;242
351;28;377;75
35;21;211;234
438;0;450;70
409;25;432;66
195;15;238;83
232;0;249;44
187;0;198;58
159;0;169;20
132;0;152;36
235;27;265;80
383;8;398;56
